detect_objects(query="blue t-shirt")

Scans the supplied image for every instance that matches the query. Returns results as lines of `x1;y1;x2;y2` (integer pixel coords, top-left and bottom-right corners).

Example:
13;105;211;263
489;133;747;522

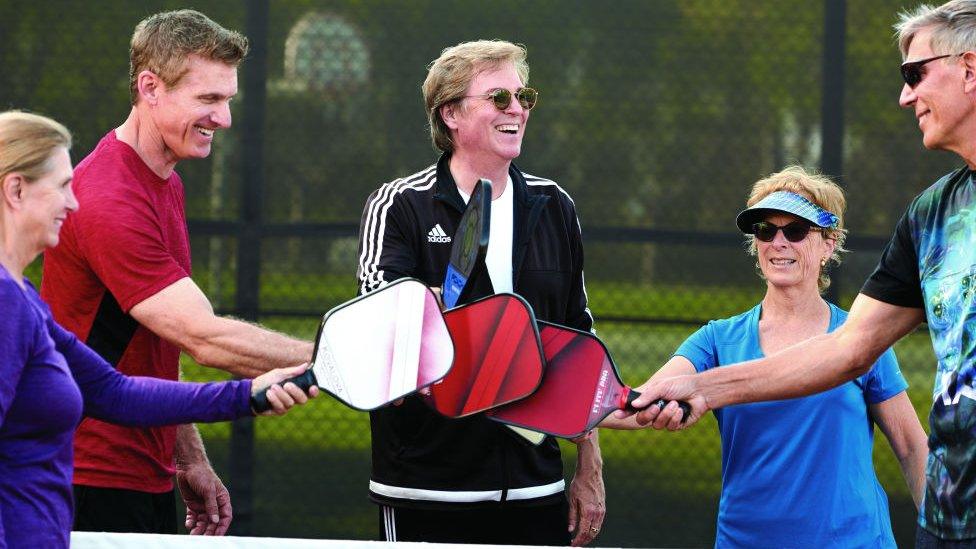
862;168;976;540
676;302;907;549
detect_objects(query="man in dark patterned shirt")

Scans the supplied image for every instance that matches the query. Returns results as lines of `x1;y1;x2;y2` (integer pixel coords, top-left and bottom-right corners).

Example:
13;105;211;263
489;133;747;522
627;1;976;546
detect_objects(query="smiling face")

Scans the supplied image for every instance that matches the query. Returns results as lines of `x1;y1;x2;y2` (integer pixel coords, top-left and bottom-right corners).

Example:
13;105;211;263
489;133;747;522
898;28;976;154
149;55;238;163
756;212;835;293
442;62;529;164
19;147;77;252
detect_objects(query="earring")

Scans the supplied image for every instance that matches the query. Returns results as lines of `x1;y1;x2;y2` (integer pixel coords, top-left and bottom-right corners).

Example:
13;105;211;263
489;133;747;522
820;257;828;267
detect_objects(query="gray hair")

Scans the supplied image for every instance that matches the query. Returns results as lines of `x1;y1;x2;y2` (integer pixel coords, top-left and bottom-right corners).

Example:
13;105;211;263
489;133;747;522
896;0;976;58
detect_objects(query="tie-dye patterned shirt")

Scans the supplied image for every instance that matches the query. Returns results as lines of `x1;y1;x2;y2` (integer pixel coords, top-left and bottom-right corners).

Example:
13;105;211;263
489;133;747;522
862;167;976;541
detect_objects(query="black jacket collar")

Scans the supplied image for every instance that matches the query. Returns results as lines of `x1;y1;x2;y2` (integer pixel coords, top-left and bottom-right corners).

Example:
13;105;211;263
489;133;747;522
433;152;534;213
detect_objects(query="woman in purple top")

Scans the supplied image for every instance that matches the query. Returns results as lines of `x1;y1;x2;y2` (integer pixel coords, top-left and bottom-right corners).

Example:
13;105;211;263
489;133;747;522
0;110;316;548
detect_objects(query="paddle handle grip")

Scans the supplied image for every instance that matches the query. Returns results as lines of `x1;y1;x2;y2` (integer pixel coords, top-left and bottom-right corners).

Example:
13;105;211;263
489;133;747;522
651;398;691;423
442;264;465;309
622;388;691;423
250;369;317;413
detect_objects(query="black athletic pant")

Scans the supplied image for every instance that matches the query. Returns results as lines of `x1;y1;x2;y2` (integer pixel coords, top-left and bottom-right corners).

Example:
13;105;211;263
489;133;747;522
378;499;571;546
73;485;178;534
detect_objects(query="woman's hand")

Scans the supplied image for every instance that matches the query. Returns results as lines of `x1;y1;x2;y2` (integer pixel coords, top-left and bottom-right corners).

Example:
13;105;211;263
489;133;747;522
251;364;319;416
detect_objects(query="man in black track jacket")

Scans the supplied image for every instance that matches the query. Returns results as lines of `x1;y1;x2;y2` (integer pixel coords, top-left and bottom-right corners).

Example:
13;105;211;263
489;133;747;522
356;39;605;546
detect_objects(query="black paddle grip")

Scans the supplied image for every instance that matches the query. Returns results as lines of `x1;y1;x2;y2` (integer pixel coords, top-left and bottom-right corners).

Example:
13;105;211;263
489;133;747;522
623;389;691;423
651;398;692;423
250;369;317;413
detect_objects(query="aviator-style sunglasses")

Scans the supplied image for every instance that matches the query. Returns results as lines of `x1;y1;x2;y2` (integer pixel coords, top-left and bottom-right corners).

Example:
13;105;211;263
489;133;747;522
752;221;824;243
463;87;539;111
900;54;958;88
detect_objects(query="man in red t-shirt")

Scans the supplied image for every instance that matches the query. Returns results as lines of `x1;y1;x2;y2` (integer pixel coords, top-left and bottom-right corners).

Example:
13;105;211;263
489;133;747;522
41;10;313;536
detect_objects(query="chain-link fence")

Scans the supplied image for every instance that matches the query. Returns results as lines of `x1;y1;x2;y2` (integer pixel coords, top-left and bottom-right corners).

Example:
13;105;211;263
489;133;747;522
3;0;959;546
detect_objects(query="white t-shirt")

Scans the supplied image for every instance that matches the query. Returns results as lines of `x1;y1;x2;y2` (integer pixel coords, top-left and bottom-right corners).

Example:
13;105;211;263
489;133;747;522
458;176;514;293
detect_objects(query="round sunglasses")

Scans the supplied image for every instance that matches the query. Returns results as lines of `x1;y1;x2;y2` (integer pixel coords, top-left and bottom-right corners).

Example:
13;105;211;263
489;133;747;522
462;87;539;111
752;221;824;243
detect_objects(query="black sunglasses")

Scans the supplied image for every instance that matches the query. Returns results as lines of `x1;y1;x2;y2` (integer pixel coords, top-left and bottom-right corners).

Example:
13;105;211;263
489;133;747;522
752;221;823;243
463;87;539;111
901;54;956;88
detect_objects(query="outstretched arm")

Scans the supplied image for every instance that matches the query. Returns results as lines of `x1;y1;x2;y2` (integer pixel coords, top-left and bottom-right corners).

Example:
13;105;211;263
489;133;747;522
628;294;925;424
54;319;315;425
130;278;313;378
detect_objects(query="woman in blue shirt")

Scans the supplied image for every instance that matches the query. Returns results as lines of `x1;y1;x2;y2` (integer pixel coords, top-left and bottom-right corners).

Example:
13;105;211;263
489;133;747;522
611;167;928;548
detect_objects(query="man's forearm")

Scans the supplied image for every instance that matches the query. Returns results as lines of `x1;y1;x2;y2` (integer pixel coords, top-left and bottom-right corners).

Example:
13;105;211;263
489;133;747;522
186;317;314;378
174;423;234;534
698;330;870;409
175;423;210;470
576;429;604;471
130;279;314;379
691;296;926;410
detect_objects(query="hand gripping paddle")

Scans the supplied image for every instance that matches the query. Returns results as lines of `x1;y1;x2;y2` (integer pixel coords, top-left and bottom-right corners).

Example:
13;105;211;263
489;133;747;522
487;321;690;439
251;278;454;412
424;293;545;418
442;178;491;309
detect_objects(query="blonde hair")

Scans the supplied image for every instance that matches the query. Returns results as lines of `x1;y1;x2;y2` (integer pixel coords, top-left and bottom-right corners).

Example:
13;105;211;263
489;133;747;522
423;40;529;152
745;166;848;293
0;111;72;187
129;9;248;105
895;1;976;58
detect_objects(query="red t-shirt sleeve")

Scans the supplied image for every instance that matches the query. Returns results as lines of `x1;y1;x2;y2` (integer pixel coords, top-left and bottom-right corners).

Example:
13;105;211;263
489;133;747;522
72;171;188;312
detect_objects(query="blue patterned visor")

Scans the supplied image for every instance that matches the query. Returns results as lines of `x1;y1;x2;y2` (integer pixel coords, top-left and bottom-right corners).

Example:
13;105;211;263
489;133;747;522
735;191;839;233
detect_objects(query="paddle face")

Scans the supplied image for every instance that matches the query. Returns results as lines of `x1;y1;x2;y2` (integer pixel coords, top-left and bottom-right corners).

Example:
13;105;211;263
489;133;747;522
487;322;631;439
443;178;491;309
311;278;454;410
425;293;544;418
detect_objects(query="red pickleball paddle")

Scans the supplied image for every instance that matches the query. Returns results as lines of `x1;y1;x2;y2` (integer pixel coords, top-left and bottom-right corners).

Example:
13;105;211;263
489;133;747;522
425;293;545;418
486;321;689;438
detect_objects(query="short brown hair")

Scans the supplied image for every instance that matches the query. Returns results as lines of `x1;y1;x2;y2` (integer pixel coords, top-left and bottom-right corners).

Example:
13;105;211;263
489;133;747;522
129;9;249;105
744;166;848;293
0;111;72;186
423;40;529;152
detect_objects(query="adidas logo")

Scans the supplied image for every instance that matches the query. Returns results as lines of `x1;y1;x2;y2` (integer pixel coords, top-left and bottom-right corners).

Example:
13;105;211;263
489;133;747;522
427;224;452;243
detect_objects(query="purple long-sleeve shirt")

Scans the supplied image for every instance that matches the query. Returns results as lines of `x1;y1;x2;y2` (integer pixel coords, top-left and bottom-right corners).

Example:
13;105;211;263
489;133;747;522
0;267;252;548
